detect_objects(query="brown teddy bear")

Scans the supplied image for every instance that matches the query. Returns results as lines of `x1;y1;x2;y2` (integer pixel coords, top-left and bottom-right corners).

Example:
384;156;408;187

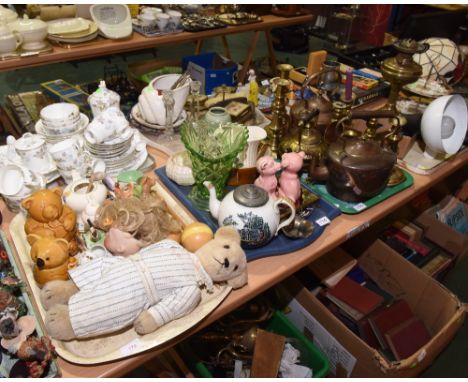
22;188;78;255
40;226;248;340
28;235;73;287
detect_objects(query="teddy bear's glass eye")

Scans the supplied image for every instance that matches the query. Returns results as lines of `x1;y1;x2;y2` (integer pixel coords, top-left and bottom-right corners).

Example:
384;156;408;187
234;265;239;271
46;257;50;261
223;245;230;249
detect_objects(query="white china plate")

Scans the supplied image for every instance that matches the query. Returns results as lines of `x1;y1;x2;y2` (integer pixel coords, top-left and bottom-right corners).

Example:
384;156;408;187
47;17;91;35
35;113;89;140
131;103;187;130
48;30;98;44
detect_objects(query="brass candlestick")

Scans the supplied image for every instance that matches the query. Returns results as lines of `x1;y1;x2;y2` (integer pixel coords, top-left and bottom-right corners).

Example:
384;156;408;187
324;99;358;143
261;78;290;159
277;63;294;80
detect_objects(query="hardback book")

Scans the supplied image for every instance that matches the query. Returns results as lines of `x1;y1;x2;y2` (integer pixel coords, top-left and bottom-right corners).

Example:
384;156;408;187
326;277;383;318
421;252;453;279
368;300;414;350
357;317;380;349
384;317;431;360
308;248;357;288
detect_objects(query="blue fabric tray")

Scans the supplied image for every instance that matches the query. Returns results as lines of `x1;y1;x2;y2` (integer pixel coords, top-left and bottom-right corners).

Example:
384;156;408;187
156;167;341;262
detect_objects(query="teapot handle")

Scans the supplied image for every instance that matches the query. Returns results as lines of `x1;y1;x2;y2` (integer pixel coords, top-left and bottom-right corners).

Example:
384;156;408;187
274;197;296;235
14;31;23;49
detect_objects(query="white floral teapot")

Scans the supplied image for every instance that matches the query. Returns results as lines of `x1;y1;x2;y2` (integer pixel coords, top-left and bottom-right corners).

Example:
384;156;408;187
205;182;295;248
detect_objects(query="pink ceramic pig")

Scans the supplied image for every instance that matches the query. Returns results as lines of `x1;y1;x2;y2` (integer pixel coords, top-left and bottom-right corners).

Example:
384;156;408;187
278;151;305;204
104;228;145;257
254;156;281;198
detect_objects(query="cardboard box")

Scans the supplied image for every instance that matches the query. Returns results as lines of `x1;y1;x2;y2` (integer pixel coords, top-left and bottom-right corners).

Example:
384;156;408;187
182;52;238;95
128;58;181;91
278;240;465;377
415;196;468;264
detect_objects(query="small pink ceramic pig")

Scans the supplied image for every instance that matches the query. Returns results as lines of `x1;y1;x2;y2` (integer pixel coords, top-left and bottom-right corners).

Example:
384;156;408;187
278;151;305;205
104;228;145;257
254;156;281;198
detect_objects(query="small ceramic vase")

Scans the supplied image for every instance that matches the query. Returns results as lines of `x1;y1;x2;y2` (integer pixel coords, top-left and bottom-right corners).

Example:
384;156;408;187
205;107;232;125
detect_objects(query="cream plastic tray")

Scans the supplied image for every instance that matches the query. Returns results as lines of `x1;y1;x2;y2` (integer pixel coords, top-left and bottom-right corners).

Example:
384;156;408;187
9;183;231;365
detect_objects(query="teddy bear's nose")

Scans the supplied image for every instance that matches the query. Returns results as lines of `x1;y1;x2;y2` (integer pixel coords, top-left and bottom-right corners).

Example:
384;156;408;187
223;258;230;268
36;258;45;269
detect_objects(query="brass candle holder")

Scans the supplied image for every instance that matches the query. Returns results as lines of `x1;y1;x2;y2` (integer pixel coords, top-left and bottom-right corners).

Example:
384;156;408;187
261;78;290;159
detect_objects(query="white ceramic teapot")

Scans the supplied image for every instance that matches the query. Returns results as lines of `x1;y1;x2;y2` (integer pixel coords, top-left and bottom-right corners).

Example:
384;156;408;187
9;15;47;51
205;182;295;248
63;178;108;232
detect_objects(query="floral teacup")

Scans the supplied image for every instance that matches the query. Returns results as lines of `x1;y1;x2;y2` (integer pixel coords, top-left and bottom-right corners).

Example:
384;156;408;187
12;133;50;173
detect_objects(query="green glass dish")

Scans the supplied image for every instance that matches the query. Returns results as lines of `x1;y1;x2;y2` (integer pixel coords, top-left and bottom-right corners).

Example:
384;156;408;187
180;119;248;210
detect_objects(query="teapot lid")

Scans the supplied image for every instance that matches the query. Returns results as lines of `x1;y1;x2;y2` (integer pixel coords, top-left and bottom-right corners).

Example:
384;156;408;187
233;184;268;207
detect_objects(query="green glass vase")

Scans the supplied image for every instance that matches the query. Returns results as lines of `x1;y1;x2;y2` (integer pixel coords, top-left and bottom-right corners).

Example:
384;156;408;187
180;120;248;210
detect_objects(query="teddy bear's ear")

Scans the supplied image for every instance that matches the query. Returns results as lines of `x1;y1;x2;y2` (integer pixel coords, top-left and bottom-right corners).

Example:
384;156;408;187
27;234;42;246
21;196;34;211
55;238;69;253
227;270;248;289
51;187;63;197
215;226;241;244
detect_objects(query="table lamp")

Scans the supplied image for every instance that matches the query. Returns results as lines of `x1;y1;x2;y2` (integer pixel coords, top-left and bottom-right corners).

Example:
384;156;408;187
401;94;468;174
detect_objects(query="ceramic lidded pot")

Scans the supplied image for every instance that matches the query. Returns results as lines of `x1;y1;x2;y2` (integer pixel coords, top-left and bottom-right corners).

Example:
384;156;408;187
88;80;121;117
205;182;296;248
9;15;47;50
205;107;232;125
0;16;22;54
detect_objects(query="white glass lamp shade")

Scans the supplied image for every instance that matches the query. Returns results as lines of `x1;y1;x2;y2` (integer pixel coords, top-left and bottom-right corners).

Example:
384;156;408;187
413;38;459;82
421;95;468;158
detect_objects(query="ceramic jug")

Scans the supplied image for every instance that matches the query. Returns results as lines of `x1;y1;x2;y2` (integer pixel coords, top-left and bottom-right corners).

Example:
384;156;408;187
205;182;295;248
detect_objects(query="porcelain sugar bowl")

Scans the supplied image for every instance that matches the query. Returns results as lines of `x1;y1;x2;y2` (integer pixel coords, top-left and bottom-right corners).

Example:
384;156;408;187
9;15;47;50
205;182;295;248
88;80;121;117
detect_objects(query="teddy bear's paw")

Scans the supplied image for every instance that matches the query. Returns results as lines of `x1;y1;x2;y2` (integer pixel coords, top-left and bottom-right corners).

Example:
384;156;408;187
45;304;75;341
40;280;78;310
134;310;160;335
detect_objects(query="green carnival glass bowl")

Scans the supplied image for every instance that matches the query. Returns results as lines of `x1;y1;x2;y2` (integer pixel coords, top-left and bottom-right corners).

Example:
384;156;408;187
180;119;248;210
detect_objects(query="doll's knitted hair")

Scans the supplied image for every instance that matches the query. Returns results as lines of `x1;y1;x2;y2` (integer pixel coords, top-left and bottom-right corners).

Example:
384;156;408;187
95;193;181;245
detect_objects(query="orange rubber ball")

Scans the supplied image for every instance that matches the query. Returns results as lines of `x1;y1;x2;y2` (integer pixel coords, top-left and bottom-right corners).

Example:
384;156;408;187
181;222;214;253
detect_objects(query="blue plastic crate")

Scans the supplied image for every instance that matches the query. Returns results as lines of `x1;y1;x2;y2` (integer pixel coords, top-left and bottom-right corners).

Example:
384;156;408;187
182;52;237;95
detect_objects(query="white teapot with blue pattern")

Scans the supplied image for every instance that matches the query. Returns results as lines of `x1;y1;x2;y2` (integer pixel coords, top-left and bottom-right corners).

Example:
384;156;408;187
204;182;295;248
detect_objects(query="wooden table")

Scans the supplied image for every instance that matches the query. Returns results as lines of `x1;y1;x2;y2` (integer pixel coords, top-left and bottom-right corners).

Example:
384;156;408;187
0;14;314;82
2;143;467;377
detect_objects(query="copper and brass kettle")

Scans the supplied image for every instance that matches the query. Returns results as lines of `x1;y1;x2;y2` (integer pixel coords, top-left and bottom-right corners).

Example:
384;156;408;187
326;138;397;202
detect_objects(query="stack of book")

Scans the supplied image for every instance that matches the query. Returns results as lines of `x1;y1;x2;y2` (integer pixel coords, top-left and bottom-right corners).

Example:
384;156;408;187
318;270;432;361
298;247;433;361
379;220;455;280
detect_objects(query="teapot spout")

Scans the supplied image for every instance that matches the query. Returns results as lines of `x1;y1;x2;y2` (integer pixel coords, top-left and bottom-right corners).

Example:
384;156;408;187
204;181;220;220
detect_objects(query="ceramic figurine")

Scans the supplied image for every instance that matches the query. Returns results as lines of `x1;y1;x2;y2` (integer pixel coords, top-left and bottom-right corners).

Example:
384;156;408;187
0;288;23;339
278;151;305;205
21;188;79;255
254;156;281;198
205;182;296;248
104;227;145;257
27;235;72;287
115;170;144;199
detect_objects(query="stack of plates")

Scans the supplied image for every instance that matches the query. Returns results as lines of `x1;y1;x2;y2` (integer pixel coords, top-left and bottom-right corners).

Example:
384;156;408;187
35;114;89;144
47;18;99;44
131;103;187;131
84;128;149;176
